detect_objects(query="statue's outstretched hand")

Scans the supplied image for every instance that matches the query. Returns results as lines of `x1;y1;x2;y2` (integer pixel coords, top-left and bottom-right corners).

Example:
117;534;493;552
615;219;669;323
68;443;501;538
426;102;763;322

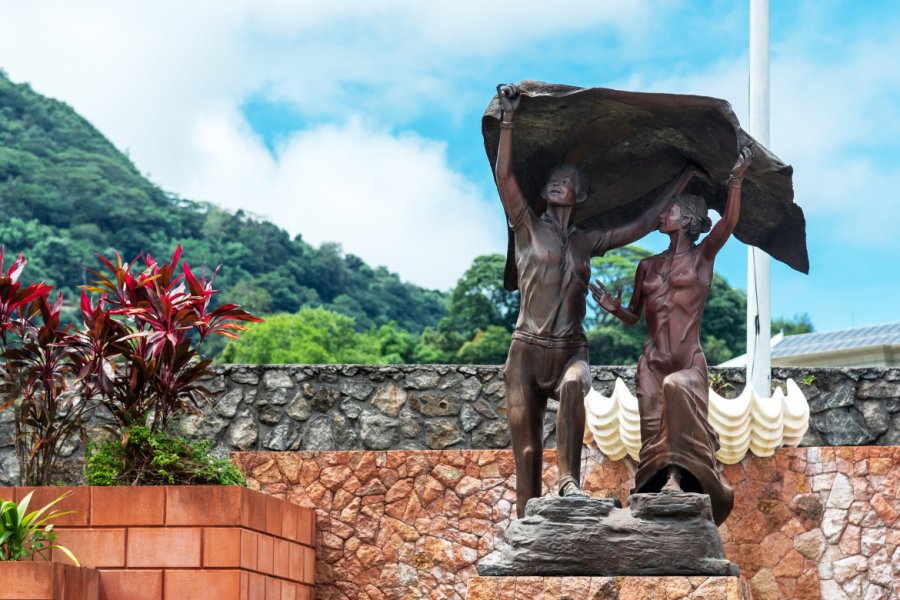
496;83;521;114
589;280;622;314
731;144;754;178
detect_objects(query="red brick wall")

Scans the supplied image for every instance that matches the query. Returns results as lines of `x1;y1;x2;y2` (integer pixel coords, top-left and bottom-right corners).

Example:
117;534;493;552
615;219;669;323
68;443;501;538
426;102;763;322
0;562;99;600
0;486;315;600
237;447;898;600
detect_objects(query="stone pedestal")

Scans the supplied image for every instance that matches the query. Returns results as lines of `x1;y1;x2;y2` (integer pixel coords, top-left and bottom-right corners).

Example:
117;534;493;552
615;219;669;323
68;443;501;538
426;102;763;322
466;576;752;599
478;493;738;576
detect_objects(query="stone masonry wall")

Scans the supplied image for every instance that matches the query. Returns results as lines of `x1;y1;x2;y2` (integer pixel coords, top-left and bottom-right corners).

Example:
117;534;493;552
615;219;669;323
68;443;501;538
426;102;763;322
238;446;899;600
1;364;899;484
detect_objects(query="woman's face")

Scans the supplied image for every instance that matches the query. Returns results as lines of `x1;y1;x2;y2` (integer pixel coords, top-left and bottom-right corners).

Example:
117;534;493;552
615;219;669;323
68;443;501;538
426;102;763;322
658;202;683;233
543;170;578;206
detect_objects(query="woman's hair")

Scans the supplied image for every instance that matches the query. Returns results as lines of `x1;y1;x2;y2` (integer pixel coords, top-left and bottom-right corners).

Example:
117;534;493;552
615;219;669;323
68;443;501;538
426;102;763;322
546;164;591;202
673;194;713;242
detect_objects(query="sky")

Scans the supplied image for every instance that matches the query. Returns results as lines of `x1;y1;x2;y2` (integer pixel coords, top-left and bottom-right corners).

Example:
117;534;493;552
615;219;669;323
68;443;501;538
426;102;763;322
1;0;899;333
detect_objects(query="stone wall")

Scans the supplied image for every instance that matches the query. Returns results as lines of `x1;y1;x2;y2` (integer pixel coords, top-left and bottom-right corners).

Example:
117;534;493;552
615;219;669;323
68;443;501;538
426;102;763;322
1;364;899;484
238;446;899;600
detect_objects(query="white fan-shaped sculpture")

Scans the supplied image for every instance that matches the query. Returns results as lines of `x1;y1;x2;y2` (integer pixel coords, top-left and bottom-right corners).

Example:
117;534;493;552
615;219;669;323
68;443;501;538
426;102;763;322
612;378;642;461
585;387;627;460
584;377;810;464
710;384;753;464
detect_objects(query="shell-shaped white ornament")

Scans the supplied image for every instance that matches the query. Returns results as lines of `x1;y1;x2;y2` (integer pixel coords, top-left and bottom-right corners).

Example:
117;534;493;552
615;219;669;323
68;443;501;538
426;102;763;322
584;376;810;465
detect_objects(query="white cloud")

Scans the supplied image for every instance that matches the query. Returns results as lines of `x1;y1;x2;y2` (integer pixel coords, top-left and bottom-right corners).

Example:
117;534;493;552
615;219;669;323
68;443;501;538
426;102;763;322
615;34;900;248
181;112;502;290
2;0;898;296
0;0;662;290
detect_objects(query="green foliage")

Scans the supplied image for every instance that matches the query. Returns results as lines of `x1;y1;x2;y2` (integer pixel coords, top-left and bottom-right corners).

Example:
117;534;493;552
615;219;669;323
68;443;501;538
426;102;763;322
587;325;644;365
801;374;817;386
456;326;512;365
371;322;420;364
588;246;652;327
702;335;733;366
221;307;383;364
85;425;246;486
418;253;520;363
219;247;752;367
701;274;747;358
0;74;758;368
708;372;734;395
773;313;814;336
0;490;79;564
0;73;445;340
441;254;519;338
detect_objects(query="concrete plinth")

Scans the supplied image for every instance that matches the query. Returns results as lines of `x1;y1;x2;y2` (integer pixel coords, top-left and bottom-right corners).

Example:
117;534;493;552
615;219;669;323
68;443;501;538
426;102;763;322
466;576;752;599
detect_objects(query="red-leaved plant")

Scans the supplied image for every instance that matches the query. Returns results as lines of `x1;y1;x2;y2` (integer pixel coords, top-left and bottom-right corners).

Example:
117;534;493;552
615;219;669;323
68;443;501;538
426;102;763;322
0;245;261;485
0;248;91;485
78;245;262;433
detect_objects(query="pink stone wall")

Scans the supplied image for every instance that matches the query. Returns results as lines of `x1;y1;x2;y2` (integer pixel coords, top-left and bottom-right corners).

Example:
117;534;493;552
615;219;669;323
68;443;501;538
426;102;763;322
237;447;898;600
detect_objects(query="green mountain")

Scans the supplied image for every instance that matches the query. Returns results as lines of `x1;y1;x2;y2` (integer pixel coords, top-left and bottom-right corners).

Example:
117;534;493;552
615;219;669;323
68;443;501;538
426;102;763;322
0;72;446;335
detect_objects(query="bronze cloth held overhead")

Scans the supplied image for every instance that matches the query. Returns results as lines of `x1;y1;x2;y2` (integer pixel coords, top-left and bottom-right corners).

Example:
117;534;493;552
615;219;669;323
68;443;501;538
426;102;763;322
591;146;754;526
494;83;697;519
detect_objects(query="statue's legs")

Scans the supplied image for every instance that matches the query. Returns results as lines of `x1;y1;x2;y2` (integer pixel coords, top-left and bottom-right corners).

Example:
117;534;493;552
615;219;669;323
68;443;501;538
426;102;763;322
504;340;547;518
555;358;591;495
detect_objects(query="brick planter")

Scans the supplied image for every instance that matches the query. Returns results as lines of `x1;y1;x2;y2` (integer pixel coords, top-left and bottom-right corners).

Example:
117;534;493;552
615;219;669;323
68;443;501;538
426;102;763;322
0;486;315;599
0;562;99;599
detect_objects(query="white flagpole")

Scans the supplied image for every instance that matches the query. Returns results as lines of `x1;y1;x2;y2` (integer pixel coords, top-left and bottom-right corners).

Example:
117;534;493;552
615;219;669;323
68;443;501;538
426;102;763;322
747;0;771;395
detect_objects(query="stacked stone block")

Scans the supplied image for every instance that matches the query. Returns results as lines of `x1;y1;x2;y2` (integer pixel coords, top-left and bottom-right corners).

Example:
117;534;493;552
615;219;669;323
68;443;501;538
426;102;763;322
1;364;899;486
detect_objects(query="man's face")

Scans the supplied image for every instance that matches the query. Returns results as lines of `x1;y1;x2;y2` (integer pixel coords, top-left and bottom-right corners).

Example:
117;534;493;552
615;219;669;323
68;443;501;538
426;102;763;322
544;170;578;206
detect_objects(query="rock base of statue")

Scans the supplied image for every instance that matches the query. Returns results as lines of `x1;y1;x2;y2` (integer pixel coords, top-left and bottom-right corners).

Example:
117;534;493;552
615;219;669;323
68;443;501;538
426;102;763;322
466;575;752;600
477;493;738;577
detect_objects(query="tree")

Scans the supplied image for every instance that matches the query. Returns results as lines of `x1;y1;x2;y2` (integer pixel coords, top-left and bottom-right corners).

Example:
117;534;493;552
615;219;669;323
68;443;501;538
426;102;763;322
702;273;747;358
0;72;448;341
441;254;519;339
587;245;652;328
221;307;383;364
587;325;644;365
773;313;814;336
371;321;419;364
456;326;512;365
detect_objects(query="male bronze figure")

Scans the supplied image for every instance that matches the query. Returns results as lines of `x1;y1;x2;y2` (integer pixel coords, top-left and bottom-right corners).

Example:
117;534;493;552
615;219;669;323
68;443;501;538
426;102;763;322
494;83;696;518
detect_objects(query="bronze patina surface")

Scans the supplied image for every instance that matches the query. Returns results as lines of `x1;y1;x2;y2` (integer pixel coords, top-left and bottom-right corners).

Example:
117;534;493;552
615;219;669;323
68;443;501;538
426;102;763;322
482;81;808;292
492;83;696;518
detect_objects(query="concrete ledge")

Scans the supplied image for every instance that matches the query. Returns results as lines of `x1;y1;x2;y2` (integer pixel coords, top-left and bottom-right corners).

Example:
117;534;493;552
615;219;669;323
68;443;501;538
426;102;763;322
466;576;752;599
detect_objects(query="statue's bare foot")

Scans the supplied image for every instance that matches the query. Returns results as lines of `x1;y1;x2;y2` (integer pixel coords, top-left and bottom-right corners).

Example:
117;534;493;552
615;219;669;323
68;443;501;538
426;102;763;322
661;466;682;493
559;476;590;498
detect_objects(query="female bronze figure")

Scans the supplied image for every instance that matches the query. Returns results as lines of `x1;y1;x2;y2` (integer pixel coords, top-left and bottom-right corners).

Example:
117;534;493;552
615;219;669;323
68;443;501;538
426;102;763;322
590;146;753;525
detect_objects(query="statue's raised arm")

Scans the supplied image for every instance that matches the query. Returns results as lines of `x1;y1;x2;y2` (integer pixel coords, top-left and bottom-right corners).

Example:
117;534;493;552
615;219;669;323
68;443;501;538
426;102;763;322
602;166;700;252
701;145;754;260
494;83;529;228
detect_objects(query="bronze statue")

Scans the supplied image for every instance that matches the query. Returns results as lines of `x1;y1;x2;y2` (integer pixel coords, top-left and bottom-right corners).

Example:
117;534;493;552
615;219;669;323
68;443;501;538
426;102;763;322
590;145;753;525
494;83;697;518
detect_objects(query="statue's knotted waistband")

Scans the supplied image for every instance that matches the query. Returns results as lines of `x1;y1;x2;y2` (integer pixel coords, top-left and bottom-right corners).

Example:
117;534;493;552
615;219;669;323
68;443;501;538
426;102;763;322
511;330;588;349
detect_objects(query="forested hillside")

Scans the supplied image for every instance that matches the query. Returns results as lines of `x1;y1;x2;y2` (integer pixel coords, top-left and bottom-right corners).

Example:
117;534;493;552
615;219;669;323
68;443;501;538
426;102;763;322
0;72;445;334
0;72;807;365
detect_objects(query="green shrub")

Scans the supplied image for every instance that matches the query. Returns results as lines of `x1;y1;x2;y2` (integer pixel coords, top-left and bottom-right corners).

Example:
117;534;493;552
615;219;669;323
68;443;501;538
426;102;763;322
0;490;79;564
85;425;246;486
